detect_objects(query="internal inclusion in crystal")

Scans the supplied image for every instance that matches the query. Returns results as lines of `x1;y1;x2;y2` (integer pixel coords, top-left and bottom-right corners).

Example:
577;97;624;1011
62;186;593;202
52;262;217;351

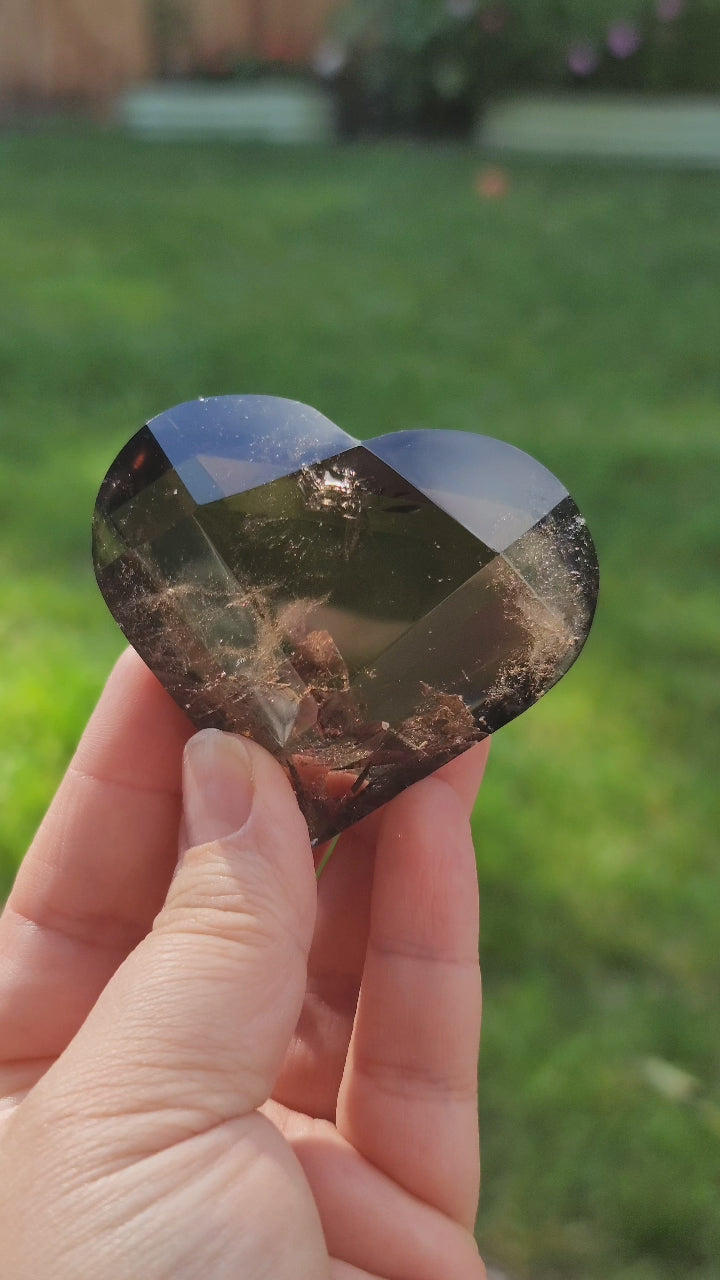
94;397;598;845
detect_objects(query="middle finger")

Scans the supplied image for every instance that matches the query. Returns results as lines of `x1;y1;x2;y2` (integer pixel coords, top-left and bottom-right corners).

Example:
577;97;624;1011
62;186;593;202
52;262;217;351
272;812;379;1118
272;741;490;1120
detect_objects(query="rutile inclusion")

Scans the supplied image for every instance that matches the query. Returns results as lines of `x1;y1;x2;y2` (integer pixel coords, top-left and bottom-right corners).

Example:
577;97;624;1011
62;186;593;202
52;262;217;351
93;396;599;845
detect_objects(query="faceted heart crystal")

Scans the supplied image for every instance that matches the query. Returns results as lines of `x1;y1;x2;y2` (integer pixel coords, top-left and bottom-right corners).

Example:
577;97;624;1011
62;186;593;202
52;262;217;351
93;396;599;844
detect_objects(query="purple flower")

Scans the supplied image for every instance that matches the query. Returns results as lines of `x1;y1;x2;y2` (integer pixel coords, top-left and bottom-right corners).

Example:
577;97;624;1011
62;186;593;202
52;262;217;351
568;41;600;77
607;21;643;59
656;0;685;21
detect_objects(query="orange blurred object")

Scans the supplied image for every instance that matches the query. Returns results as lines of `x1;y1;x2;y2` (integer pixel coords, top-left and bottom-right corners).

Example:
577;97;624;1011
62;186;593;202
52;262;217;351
475;167;511;199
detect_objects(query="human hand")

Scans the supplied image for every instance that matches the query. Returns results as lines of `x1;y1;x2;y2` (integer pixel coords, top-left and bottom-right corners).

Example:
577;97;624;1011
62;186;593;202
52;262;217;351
0;649;489;1279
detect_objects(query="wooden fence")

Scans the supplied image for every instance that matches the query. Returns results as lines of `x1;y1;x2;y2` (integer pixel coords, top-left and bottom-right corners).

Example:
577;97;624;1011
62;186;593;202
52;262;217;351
0;0;338;104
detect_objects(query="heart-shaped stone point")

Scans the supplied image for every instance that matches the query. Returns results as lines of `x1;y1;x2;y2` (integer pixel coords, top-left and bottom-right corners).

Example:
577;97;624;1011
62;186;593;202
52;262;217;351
93;396;599;844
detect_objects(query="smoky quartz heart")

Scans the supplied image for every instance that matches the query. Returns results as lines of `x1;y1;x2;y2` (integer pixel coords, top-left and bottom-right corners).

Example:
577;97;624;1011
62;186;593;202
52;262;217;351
93;396;599;844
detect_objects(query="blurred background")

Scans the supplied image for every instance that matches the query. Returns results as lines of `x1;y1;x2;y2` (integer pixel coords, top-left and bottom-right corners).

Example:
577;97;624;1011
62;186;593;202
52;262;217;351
0;2;718;1277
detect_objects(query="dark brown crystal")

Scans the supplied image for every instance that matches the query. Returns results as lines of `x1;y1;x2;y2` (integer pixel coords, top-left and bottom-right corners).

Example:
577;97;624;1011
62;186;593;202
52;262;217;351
93;396;599;844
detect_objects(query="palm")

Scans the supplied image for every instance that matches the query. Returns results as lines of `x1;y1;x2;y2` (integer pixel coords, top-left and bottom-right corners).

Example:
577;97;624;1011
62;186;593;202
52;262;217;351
0;652;487;1279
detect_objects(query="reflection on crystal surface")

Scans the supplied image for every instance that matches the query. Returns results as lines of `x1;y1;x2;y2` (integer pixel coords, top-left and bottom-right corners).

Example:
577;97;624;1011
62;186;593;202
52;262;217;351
367;429;569;550
94;397;599;844
152;395;357;500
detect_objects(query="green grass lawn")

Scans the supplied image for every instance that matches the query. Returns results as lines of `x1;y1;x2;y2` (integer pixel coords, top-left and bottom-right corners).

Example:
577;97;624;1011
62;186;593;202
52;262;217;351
0;132;718;1279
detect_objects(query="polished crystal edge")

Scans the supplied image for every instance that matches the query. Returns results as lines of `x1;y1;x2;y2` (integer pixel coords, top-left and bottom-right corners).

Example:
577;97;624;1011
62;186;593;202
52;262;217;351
93;397;599;844
149;395;359;499
366;429;570;551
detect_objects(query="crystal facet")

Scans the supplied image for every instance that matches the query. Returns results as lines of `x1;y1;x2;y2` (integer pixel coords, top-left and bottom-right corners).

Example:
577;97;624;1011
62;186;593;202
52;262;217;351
93;396;599;844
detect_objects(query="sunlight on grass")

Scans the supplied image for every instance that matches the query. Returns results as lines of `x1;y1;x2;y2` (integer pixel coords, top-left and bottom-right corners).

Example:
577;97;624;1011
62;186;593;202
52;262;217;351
0;133;718;1280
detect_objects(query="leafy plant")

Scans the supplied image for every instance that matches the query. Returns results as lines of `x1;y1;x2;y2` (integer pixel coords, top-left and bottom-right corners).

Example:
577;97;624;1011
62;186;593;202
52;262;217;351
332;0;515;135
331;0;720;135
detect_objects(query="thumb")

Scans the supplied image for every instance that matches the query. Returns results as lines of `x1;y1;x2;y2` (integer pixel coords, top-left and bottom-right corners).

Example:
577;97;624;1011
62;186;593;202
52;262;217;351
46;730;317;1127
